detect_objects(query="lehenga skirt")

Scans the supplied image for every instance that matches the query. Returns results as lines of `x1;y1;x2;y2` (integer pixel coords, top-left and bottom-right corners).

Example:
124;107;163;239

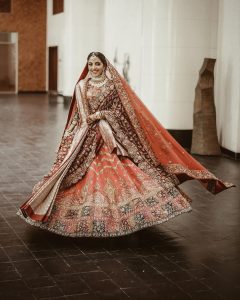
23;144;192;237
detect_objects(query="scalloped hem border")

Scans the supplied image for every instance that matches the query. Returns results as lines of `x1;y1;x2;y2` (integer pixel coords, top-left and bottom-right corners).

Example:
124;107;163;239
16;206;192;238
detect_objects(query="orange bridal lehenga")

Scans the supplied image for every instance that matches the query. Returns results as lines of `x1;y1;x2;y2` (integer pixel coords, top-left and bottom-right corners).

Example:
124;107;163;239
17;59;234;237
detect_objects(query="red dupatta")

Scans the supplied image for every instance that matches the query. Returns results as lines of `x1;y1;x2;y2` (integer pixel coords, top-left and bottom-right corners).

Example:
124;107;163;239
65;59;234;194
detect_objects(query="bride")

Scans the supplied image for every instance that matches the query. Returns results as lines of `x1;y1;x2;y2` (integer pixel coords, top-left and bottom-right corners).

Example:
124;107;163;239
17;52;234;237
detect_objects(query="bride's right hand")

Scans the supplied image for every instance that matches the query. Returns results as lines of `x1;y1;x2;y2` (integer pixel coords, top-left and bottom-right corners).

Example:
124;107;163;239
86;114;96;125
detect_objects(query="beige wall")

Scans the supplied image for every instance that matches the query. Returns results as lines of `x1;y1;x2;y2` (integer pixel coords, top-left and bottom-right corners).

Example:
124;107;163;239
49;0;218;130
0;0;46;91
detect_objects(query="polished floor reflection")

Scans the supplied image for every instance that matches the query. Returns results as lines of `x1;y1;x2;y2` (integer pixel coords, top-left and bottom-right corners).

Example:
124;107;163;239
0;94;239;300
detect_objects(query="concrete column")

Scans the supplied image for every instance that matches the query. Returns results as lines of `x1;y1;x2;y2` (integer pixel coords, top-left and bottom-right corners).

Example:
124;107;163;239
215;0;240;153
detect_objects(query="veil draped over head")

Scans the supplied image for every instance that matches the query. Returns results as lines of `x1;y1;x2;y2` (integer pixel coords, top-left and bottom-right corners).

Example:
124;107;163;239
65;58;233;194
19;57;233;223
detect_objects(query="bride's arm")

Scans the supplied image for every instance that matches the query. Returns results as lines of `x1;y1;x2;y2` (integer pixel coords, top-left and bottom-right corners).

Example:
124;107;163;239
64;111;80;136
87;94;122;124
86;111;105;124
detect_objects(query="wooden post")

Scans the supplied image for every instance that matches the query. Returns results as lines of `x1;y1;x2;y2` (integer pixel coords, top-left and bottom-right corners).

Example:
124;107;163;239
191;58;221;155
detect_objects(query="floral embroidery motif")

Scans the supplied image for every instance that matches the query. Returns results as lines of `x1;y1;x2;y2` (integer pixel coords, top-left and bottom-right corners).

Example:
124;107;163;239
119;203;132;215
145;196;159;207
65;209;79;219
81;206;91;217
134;213;146;225
93;220;105;235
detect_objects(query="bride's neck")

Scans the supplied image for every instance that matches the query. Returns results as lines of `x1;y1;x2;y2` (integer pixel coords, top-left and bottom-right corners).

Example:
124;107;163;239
90;72;106;83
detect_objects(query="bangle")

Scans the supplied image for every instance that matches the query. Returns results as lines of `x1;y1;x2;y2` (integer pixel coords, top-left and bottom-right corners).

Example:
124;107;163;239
99;111;105;119
95;111;101;119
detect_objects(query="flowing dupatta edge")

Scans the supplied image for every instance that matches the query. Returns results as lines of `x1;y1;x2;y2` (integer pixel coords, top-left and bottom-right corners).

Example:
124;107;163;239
106;61;234;194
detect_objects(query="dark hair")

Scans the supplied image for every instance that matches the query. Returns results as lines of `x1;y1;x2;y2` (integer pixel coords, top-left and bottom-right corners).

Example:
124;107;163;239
87;52;107;67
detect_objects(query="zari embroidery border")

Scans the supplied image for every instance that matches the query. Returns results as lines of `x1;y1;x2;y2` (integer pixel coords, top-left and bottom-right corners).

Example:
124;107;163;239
164;163;234;187
106;61;159;166
16;206;192;238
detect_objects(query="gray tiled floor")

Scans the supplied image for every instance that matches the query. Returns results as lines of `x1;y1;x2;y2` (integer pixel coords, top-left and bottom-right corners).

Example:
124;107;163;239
0;94;239;300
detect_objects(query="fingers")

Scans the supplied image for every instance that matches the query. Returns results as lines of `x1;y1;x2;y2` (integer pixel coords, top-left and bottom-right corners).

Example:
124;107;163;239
87;115;96;124
87;116;94;125
87;112;102;125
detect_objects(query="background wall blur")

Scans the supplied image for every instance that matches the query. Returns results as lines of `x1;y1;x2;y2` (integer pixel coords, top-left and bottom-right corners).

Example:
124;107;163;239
0;0;239;155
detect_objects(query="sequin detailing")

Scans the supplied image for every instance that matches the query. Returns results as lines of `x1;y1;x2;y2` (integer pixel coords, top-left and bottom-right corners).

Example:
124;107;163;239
18;145;192;237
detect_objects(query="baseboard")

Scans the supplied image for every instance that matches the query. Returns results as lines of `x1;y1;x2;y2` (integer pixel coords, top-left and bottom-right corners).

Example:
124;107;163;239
168;129;240;160
168;129;192;150
220;147;240;160
18;91;47;93
63;96;72;103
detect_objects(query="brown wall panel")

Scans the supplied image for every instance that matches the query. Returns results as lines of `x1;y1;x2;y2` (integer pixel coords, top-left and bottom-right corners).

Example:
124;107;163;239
53;0;63;15
0;0;46;91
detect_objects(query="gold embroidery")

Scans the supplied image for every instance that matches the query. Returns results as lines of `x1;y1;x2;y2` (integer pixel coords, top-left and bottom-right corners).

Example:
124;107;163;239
107;62;159;165
104;179;116;203
89;161;133;176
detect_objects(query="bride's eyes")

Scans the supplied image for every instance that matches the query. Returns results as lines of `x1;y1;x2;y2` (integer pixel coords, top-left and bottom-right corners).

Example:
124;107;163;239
88;62;102;67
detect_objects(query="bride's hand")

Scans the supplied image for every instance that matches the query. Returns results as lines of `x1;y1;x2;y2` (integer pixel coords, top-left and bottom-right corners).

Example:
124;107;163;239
86;112;101;125
87;114;96;125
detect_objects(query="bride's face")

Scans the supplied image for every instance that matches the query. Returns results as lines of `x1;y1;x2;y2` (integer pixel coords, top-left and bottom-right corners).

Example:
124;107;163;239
88;56;104;78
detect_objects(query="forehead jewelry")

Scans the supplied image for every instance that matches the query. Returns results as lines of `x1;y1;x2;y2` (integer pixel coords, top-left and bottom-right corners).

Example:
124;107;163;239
90;52;97;59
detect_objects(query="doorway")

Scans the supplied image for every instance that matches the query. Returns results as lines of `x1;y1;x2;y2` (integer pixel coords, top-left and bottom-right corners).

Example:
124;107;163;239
0;32;18;93
48;46;58;94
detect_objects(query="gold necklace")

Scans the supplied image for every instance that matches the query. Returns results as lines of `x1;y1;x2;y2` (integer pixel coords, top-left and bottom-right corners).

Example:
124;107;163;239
90;72;106;82
89;76;108;87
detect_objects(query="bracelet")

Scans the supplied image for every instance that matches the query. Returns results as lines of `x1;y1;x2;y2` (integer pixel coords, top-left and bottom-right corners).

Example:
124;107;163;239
99;111;105;119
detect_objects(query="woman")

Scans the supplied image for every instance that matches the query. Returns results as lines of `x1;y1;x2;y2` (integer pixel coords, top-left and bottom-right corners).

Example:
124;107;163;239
17;52;234;237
